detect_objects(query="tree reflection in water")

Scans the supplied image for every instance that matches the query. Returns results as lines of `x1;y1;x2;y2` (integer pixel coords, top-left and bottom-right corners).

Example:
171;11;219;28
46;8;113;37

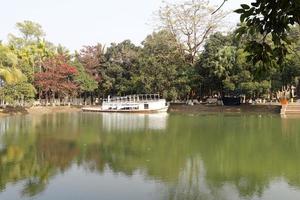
0;113;300;199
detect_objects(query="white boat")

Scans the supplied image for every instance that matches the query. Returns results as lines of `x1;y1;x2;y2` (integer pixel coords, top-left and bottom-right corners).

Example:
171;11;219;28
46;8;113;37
82;94;169;113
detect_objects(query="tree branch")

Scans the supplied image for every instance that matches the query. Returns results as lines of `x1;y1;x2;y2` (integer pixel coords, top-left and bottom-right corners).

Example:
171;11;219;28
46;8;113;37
212;0;227;15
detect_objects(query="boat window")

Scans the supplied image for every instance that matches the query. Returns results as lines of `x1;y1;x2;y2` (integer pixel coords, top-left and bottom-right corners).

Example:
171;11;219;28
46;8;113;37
144;104;149;109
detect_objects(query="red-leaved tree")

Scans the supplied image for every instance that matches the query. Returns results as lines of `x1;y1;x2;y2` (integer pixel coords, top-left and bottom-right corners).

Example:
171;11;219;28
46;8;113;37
35;55;78;102
78;44;105;82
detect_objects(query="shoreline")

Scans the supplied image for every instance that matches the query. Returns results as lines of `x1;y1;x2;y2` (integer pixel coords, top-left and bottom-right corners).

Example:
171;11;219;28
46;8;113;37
0;104;281;118
168;104;281;114
0;106;82;117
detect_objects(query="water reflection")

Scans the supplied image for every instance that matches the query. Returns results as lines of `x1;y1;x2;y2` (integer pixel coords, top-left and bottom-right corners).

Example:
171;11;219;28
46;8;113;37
0;113;300;199
102;113;168;132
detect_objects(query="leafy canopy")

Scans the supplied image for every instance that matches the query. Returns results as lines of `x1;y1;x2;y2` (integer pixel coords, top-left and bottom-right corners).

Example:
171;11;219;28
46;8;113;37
235;0;300;66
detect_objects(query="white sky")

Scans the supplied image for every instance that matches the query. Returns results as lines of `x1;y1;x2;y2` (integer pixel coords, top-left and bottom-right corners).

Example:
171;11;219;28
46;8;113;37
0;0;252;51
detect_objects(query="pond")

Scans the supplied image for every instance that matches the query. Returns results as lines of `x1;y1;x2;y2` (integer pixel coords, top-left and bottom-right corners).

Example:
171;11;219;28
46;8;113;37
0;112;300;200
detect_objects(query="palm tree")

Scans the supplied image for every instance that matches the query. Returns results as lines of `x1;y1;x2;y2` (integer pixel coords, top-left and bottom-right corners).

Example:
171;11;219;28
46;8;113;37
0;44;25;84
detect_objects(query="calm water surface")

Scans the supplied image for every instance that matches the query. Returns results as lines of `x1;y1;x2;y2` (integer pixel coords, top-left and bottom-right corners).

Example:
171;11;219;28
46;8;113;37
0;112;300;200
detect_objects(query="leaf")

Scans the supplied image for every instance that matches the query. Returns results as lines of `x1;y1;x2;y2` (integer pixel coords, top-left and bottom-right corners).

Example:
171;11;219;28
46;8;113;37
240;4;250;10
235;9;245;14
240;13;247;22
251;2;259;7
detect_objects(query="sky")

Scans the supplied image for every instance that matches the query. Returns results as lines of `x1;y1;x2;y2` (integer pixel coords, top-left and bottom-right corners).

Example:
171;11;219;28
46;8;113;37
0;0;252;51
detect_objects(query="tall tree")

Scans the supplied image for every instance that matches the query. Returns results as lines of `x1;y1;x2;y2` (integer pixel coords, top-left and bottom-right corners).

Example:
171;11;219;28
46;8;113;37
135;30;190;100
196;31;272;99
78;44;105;82
13;40;54;83
34;55;78;103
73;59;98;104
0;44;24;84
77;44;106;101
0;44;36;104
8;21;54;86
8;20;45;48
196;32;231;95
104;40;141;96
157;0;227;65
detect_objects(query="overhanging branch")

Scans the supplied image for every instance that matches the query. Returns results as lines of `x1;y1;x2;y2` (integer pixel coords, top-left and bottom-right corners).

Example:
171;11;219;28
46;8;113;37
212;0;227;15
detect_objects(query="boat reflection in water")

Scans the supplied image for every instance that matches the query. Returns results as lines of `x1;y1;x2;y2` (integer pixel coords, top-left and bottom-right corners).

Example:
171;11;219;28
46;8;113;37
102;112;168;132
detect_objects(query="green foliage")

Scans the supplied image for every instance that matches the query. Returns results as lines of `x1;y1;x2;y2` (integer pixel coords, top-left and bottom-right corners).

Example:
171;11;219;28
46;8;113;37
136;30;190;100
73;60;98;92
0;44;26;84
240;81;271;98
0;44;36;103
196;31;274;98
13;41;54;83
16;20;45;39
0;45;18;68
0;82;36;103
222;78;235;92
103;40;141;95
2;19;300;104
8;20;45;48
0;25;49;103
196;32;232;94
235;0;300;67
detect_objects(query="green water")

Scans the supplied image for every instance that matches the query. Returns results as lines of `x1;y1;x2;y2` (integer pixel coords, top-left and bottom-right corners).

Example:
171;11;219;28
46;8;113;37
0;112;300;200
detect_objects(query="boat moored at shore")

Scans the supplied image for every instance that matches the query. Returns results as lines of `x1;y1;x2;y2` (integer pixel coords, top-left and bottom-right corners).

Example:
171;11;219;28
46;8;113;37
82;94;169;113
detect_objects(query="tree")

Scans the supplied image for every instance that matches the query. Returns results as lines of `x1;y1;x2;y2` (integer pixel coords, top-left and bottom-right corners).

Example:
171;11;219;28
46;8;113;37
157;0;227;65
13;40;54;83
0;44;24;84
77;44;106;101
34;55;78;104
196;31;272;99
78;44;106;82
8;20;45;48
135;30;190;100
8;21;54;86
73;60;98;104
104;40;141;96
0;82;36;104
0;44;36;104
235;1;300;66
196;32;231;95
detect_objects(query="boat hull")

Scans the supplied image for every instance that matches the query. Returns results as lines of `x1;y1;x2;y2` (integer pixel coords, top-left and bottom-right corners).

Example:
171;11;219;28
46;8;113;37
82;106;169;113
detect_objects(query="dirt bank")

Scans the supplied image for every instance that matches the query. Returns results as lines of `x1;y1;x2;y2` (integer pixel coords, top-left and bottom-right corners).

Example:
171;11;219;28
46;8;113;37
0;106;82;117
169;104;281;114
0;104;281;118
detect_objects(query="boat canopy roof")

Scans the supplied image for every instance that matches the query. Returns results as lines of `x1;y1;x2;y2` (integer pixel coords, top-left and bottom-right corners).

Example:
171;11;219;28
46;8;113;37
104;94;161;102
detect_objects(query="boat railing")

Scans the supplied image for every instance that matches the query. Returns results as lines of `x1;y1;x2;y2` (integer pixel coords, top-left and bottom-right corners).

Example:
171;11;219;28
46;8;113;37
103;94;161;103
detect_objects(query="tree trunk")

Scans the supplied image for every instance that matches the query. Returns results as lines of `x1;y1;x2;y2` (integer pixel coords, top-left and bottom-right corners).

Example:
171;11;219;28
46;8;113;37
84;92;87;106
52;92;55;106
45;92;48;106
91;92;94;105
